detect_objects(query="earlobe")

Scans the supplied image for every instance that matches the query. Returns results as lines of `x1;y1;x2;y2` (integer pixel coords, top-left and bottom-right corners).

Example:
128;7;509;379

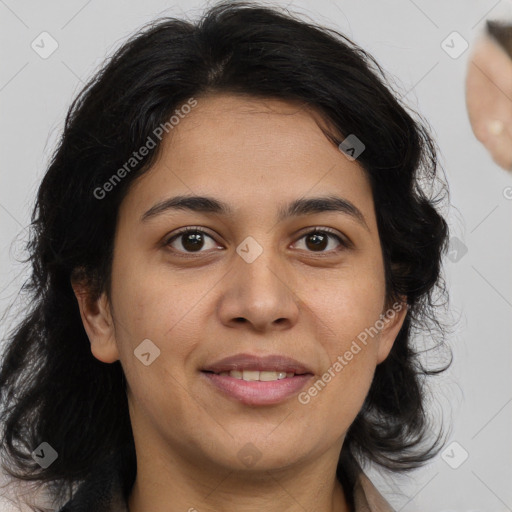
71;279;120;364
376;300;408;365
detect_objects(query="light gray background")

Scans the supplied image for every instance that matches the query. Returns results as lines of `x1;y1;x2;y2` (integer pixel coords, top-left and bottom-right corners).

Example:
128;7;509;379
1;1;511;510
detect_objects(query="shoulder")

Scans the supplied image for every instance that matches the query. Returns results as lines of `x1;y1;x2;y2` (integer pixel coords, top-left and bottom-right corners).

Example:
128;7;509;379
57;444;135;512
337;450;395;512
353;471;395;512
57;472;127;512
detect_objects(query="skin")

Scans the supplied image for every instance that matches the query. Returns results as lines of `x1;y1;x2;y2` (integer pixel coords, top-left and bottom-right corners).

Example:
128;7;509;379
72;93;407;512
466;33;512;171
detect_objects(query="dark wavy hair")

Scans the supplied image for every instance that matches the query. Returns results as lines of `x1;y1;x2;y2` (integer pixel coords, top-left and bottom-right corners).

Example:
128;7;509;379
0;1;451;509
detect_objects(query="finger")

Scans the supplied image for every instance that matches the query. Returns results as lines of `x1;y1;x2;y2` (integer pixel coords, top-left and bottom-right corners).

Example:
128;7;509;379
484;119;512;171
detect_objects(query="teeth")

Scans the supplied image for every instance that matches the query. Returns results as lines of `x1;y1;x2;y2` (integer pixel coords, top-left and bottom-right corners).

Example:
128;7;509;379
217;370;296;381
260;371;288;381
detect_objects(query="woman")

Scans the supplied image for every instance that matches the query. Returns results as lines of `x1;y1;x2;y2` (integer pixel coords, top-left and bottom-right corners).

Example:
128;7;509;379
0;1;450;511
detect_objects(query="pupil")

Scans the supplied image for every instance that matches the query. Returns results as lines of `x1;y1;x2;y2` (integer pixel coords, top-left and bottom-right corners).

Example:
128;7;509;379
307;233;326;251
183;232;203;251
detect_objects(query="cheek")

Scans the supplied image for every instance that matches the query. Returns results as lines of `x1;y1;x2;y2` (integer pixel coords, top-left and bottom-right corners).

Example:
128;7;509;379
301;284;383;432
110;270;202;420
109;255;205;373
307;259;386;349
301;260;385;414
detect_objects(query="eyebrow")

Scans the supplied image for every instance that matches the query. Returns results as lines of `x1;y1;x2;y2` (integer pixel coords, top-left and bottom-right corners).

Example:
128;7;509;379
140;194;369;230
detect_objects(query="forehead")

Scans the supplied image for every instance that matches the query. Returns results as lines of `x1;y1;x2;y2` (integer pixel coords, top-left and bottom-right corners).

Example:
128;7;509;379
168;93;339;161
120;93;374;225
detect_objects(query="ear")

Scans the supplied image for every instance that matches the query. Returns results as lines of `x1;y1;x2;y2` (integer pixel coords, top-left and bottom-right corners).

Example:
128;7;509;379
465;34;512;170
71;275;120;364
375;299;408;365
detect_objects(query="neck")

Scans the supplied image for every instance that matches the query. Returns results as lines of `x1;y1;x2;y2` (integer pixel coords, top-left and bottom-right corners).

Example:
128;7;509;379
127;448;351;512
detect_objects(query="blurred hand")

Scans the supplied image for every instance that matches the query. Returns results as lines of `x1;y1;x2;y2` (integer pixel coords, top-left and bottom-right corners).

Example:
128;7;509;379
466;31;512;171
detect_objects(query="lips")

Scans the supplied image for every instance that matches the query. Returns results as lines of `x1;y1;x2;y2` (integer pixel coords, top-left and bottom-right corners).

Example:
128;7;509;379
201;353;313;375
200;353;314;405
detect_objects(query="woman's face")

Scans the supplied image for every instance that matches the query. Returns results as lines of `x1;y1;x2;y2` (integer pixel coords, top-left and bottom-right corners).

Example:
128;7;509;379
77;93;406;474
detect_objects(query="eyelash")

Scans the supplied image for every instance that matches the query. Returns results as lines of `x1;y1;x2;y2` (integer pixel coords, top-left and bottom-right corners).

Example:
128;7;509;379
164;226;350;256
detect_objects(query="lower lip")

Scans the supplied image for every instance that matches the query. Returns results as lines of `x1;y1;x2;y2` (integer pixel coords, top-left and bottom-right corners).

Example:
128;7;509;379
201;372;313;406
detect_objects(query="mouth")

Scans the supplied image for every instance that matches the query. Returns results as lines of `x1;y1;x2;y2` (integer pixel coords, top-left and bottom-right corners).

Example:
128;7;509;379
201;369;308;381
200;371;314;406
200;353;314;406
201;352;313;375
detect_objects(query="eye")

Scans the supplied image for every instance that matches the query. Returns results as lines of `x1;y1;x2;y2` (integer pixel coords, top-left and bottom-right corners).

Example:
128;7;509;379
164;226;349;255
293;227;349;253
165;226;220;253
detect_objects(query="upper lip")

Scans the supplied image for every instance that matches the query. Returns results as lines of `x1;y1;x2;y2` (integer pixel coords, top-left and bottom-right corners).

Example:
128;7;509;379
201;353;313;374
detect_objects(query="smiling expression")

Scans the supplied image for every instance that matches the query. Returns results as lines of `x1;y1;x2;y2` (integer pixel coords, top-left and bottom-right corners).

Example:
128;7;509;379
76;92;406;474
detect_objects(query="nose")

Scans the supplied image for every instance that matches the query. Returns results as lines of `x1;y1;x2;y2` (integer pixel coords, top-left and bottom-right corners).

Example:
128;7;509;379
217;245;300;333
